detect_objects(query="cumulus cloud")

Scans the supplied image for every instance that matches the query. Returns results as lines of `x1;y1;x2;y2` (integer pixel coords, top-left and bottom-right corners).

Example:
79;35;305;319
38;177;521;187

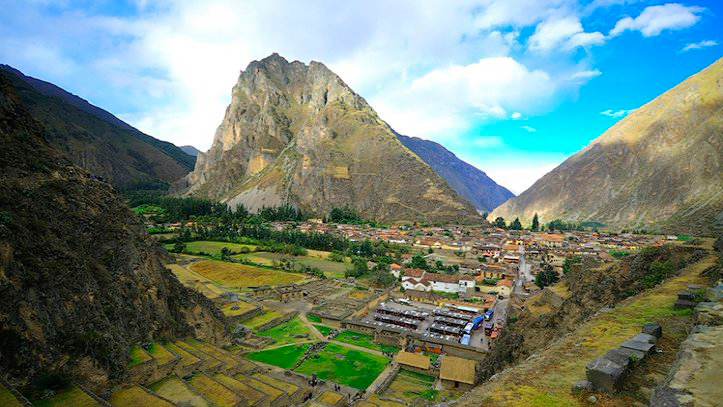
610;3;705;37
481;161;561;194
680;39;717;52
521;125;538;132
372;57;556;139
601;109;635;117
528;16;605;52
511;112;523;119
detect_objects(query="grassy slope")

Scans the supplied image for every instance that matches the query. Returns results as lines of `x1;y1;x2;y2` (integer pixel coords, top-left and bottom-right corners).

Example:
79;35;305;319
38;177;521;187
246;344;310;369
294;343;389;389
256;317;313;345
457;241;716;407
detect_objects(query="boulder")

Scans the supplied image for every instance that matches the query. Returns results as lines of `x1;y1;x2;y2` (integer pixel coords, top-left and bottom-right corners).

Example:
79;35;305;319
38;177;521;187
695;302;723;326
674;299;697;310
586;358;627;393
571;380;592;395
642;323;662;339
705;284;723;302
621;339;655;355
632;333;657;344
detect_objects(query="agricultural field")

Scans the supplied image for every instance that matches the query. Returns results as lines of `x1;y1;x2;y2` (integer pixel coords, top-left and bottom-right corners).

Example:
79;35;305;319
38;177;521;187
255;317;313;345
189;260;305;288
148;376;210;407
246;343;310;369
383;369;438;403
31;385;100;407
334;331;399;354
164;241;257;255
242;310;283;330
220;301;257;318
165;264;225;299
236;251;348;278
128;345;152;368
294;344;389;389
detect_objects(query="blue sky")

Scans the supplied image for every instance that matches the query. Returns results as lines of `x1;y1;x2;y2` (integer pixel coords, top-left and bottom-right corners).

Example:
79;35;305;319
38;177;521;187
0;0;720;193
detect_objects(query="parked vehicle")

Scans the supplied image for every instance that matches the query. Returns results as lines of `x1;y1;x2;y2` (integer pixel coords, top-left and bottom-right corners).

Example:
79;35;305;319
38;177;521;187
484;309;494;321
484;321;495;336
463;322;474;334
471;316;484;330
460;334;471;345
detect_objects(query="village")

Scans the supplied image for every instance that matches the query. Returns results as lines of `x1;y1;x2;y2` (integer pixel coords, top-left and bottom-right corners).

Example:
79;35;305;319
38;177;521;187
114;216;676;407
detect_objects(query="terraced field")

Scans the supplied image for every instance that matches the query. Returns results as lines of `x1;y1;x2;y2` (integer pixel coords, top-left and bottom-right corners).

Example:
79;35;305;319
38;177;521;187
236;251;349;278
383;369;438;402
148;376;210;407
32;385;101;407
190;260;305;288
242;310;283;330
335;331;399;353
256;317;313;345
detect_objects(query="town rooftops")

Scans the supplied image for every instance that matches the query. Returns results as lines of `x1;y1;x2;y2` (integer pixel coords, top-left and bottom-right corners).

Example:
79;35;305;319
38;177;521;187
403;268;425;278
440;356;477;384
394;351;431;370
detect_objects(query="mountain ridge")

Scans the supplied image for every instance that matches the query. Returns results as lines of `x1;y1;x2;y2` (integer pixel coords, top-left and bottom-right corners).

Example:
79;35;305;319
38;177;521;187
492;58;723;234
174;53;482;223
0;64;196;191
395;133;514;212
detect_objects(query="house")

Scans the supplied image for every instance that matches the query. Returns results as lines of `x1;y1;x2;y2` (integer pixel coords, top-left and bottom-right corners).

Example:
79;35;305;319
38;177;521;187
405;289;437;304
440;356;477;390
390;263;402;278
402;278;432;292
425;273;463;293
495;279;514;297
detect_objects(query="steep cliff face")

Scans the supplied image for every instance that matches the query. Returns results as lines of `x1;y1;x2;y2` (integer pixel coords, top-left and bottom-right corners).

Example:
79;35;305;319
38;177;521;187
174;53;480;223
0;66;195;191
0;74;228;389
492;59;723;234
396;133;514;212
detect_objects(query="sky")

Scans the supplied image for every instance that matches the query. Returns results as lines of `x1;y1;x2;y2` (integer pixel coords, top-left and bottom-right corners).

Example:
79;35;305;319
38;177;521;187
0;0;720;194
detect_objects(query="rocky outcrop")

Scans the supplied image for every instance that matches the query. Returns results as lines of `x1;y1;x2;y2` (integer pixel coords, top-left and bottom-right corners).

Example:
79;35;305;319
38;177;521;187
0;73;228;391
492;58;723;234
396;133;514;212
174;53;480;223
0;66;195;191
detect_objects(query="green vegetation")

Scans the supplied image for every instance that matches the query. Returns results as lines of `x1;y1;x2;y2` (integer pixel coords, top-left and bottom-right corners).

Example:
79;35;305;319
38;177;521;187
328;206;360;223
640;259;675;289
562;256;582;274
494;217;506;229
384;369;438;402
609;249;632;258
531;213;540;231
256;317;312;345
246;344;310;369
128;345;151;368
510;217;522;230
294;344;389;389
190;260;305;288
307;314;322;323
31;385;99;407
534;264;559;289
334;331;399;353
164;240;257;256
314;325;334;336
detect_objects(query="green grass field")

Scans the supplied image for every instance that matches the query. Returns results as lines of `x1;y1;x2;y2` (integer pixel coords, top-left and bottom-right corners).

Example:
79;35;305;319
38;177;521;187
128;345;152;368
30;385;100;407
314;325;334;336
165;241;257;255
334;331;399;354
294;344;389;389
307;314;322;323
256;317;313;345
237;251;348;278
246;343;310;369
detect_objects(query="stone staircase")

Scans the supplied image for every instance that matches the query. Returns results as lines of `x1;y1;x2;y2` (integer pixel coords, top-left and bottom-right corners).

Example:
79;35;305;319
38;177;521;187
9;338;317;407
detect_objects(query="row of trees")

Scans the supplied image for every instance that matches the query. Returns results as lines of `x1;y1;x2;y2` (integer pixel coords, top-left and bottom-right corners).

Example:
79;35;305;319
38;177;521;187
493;213;592;232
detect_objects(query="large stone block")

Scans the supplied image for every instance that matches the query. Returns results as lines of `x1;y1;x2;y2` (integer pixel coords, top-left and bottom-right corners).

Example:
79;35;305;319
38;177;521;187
586;358;627;393
632;333;657;344
676;291;694;301
674;299;697;310
620;340;655;355
613;346;647;363
642;323;662;339
604;348;635;368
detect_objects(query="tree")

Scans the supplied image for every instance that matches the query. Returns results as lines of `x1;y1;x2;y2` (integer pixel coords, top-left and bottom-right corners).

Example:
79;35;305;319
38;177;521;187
494;217;506;229
562;256;582;274
410;254;429;270
482;212;488;220
371;270;397;287
510;217;522;230
531;213;540;231
345;257;369;278
220;247;231;260
173;242;186;253
535;264;559;289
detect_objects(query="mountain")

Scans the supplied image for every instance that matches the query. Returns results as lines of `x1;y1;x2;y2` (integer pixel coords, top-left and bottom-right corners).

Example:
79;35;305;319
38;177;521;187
492;58;723;234
174;53;480;223
0;72;227;389
0;65;196;191
181;145;202;156
396;133;514;212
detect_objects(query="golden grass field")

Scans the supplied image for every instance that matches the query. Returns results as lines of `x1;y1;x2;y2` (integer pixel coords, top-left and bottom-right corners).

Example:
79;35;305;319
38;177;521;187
189;260;305;288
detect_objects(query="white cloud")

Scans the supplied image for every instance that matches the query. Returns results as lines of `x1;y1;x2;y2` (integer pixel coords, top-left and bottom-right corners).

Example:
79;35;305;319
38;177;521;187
569;69;602;81
601;108;635;117
521;125;537;132
511;112;523;119
473;136;505;148
610;3;705;37
528;16;605;52
680;39;718;52
373;57;556;140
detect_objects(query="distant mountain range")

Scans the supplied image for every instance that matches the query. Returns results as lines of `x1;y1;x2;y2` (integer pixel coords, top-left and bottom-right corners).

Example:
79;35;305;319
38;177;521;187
396;133;514;212
181;145;202;156
0;64;195;191
493;58;723;234
173;53;491;222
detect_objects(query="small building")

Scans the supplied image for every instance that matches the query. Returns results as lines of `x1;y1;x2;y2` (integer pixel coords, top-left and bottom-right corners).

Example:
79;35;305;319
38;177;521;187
394;351;431;375
439;356;477;390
